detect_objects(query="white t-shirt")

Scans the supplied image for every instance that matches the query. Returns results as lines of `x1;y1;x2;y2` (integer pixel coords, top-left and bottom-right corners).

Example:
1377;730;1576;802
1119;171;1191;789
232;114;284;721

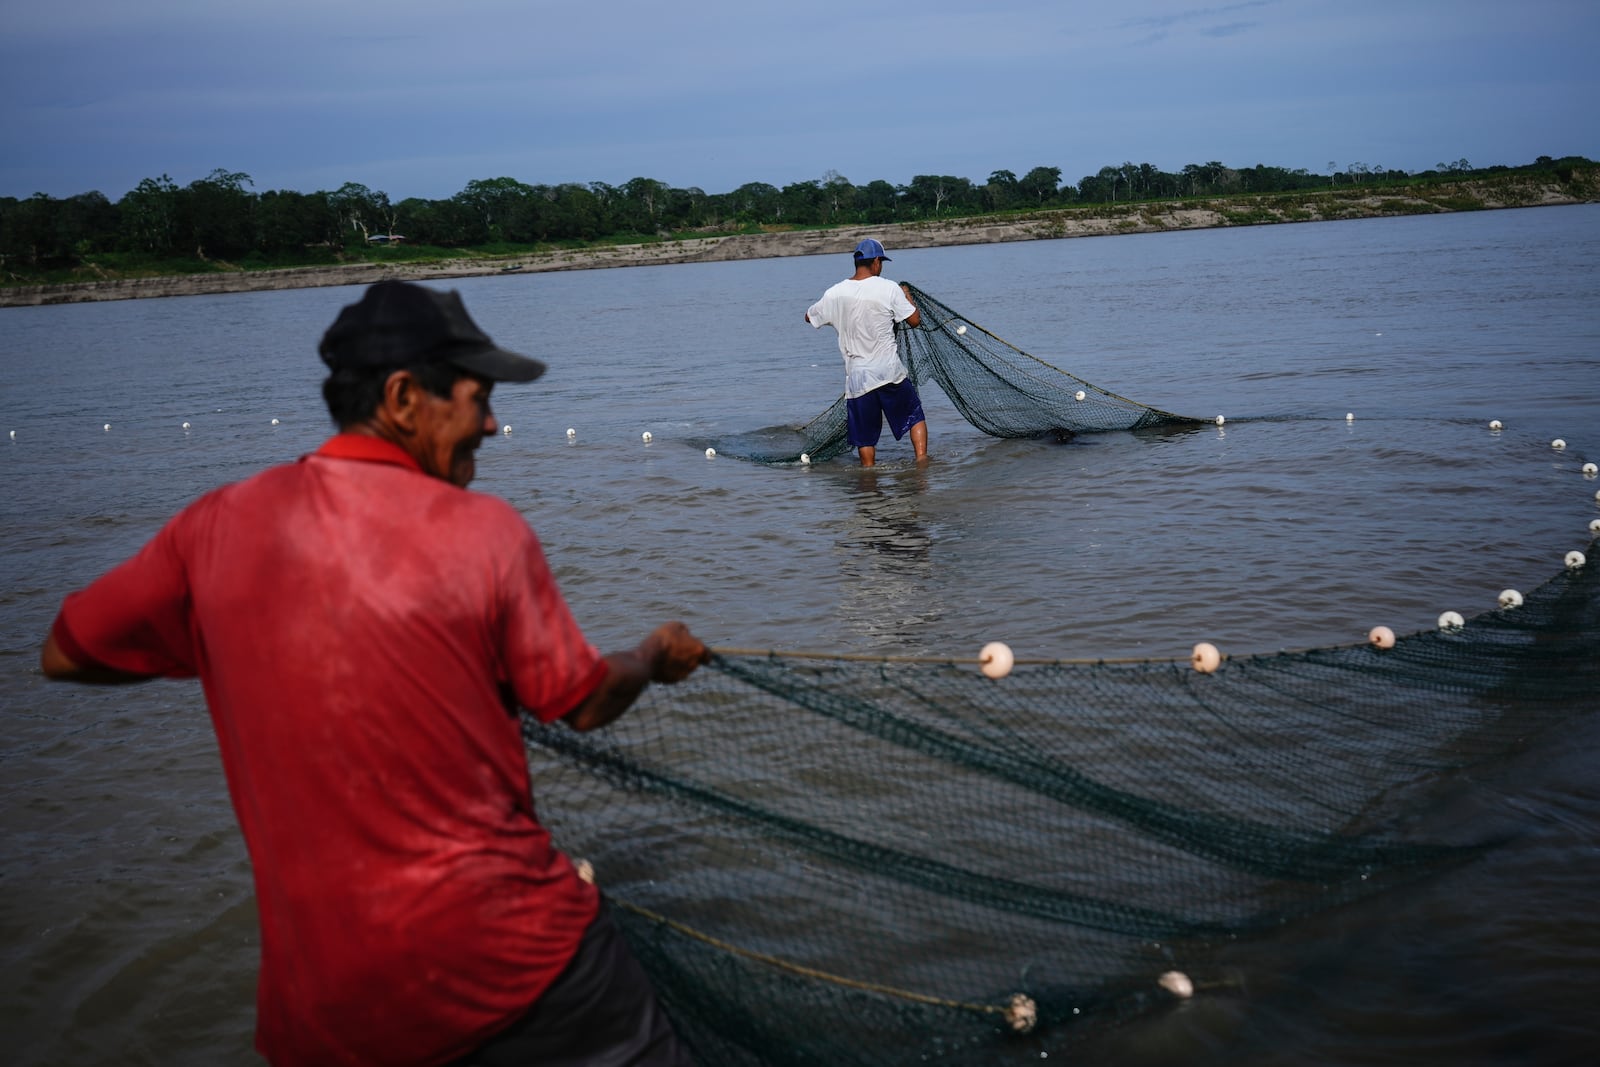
806;275;917;399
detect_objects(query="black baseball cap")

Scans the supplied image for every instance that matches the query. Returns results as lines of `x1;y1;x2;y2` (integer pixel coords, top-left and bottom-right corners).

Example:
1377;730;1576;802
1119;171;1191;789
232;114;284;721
319;280;547;382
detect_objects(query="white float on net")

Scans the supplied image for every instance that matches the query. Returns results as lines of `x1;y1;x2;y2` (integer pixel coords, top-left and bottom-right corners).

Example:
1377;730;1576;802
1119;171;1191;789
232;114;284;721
1158;971;1195;999
979;642;1014;679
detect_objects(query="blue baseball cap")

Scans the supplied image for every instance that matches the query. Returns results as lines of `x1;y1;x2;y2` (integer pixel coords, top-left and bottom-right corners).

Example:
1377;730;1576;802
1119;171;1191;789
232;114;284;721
853;238;891;261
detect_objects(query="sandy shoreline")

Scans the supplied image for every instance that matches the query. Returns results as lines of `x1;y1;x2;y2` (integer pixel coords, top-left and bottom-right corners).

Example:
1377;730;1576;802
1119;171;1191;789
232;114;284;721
3;177;1594;307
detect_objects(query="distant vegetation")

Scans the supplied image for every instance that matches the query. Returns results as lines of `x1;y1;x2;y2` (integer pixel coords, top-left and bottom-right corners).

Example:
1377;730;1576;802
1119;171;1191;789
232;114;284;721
1;155;1594;286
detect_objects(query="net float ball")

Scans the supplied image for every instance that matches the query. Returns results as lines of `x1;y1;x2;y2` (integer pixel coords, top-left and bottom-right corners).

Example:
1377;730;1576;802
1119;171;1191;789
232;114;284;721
800;453;811;465
1438;611;1465;632
1346;412;1355;422
1214;415;1226;426
103;423;111;431
979;641;1014;679
501;425;512;435
271;417;280;426
1498;589;1524;610
705;447;717;459
181;421;191;430
566;427;576;438
1551;438;1566;450
1589;518;1600;536
1583;462;1598;476
1488;419;1503;431
1191;642;1221;673
1075;390;1086;401
1368;625;1396;649
955;324;967;335
642;431;652;443
1158;971;1195;999
1566;550;1587;570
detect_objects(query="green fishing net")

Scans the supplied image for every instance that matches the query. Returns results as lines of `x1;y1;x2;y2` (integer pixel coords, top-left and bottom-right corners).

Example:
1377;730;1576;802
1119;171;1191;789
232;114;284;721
562;286;1596;1062
710;282;1203;464
524;545;1598;1065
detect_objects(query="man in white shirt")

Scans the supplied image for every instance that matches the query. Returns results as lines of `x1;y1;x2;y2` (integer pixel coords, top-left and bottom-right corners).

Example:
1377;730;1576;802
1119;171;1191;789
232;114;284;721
805;238;928;467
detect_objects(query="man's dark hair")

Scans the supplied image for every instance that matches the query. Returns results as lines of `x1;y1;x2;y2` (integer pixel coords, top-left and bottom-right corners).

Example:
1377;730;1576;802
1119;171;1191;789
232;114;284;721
322;361;467;428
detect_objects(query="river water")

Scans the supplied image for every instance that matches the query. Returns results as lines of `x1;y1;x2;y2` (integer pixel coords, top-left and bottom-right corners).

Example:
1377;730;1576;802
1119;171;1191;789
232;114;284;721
2;206;1598;1065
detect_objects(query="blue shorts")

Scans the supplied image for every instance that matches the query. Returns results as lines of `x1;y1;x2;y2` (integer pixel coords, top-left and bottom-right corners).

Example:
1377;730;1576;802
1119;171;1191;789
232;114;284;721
846;379;926;449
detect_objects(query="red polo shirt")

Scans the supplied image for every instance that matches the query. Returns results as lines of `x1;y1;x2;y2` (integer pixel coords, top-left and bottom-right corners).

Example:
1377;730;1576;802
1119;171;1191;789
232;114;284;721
51;435;606;1066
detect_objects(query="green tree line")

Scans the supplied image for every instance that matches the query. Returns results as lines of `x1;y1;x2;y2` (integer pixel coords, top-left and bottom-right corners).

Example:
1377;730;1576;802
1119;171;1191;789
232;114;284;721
2;155;1592;281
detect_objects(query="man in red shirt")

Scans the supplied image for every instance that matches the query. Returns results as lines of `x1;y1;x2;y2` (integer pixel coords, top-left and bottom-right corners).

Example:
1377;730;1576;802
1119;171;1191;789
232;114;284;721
40;281;709;1066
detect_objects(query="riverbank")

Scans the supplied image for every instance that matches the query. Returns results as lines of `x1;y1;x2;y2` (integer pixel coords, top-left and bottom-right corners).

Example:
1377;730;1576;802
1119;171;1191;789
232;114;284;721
3;173;1595;307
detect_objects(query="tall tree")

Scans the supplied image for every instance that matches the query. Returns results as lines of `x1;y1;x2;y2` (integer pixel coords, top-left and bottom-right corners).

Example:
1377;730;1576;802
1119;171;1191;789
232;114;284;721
454;177;533;243
257;189;335;254
858;180;899;223
621;177;669;233
985;170;1020;211
120;175;181;253
779;179;824;224
729;182;780;225
185;168;257;258
329;182;390;243
1018;166;1062;205
821;171;854;223
905;175;975;216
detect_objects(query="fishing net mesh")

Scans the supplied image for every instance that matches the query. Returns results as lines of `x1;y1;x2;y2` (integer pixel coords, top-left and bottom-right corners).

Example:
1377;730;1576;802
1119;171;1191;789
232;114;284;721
525;546;1598;1066
712;282;1202;464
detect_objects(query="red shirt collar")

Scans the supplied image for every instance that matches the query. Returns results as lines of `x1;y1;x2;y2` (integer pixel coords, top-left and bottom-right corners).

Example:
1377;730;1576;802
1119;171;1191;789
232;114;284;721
312;433;424;474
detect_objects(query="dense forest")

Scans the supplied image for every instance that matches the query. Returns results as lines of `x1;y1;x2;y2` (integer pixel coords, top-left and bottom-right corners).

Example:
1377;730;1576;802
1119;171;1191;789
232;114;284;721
2;155;1593;284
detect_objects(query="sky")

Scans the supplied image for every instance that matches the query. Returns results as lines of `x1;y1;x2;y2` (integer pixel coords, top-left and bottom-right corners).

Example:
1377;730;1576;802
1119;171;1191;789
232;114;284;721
3;0;1597;203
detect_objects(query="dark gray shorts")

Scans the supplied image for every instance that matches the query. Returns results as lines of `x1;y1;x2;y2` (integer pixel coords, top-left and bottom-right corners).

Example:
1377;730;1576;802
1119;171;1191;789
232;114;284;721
454;902;693;1067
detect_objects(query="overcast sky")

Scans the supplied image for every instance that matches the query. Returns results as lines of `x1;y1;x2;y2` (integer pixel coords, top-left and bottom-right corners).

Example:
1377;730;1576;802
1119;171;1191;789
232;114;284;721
3;0;1596;202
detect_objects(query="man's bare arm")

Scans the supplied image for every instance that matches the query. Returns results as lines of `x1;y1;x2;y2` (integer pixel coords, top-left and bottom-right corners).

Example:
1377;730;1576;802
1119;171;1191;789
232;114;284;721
564;621;710;732
900;284;921;328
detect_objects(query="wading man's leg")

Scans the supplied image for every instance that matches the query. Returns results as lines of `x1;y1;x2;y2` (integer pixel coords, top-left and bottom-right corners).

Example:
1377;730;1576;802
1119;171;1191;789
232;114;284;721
910;420;928;462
